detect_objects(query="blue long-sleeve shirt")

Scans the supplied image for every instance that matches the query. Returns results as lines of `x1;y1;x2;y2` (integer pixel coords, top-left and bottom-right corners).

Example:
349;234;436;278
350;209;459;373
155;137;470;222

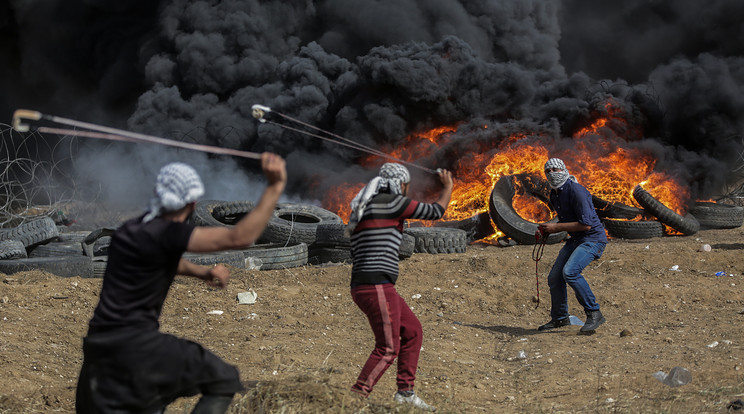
549;180;608;244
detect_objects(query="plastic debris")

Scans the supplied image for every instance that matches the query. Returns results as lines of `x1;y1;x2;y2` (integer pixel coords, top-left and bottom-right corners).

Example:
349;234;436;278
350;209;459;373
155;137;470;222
569;315;584;326
707;341;719;348
411;294;422;299
206;310;224;315
669;265;679;271
715;271;726;276
517;350;527;359
652;366;691;387
237;289;258;305
245;257;263;270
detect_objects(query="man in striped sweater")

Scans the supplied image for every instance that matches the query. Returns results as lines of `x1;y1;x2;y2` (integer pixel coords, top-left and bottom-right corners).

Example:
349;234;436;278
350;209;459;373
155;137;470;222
347;162;453;412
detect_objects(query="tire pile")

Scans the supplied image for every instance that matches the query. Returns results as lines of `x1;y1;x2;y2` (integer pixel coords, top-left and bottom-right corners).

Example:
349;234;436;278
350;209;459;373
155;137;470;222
488;175;744;243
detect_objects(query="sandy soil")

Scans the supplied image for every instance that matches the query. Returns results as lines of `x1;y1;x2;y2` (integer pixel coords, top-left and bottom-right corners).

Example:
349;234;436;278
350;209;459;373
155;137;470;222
1;227;743;413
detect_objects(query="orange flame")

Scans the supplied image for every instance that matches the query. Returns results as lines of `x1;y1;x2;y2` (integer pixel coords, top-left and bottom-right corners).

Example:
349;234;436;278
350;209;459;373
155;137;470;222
321;98;690;236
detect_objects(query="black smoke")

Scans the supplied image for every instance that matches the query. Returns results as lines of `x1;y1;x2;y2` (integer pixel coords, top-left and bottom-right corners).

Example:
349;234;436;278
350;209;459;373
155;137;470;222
2;0;743;211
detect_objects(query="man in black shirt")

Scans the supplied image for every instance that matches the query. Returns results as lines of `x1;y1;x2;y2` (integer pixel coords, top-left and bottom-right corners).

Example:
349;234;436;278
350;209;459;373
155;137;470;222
76;153;286;414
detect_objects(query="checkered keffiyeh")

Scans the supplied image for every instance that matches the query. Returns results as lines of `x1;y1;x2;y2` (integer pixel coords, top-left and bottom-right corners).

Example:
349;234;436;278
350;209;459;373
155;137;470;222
143;162;205;223
544;158;577;189
347;163;411;232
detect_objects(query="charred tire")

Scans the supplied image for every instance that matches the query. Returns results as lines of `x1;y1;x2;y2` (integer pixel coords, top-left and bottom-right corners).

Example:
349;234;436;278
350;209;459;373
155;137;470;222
602;218;664;239
488;174;566;245
592;196;645;219
399;233;415;259
182;251;246;269
261;203;343;245
28;241;84;257
0;240;27;260
0;256;93;277
432;212;495;243
403;227;467;254
239;242;308;270
632;186;699;235
0;217;59;248
308;247;351;265
688;202;744;229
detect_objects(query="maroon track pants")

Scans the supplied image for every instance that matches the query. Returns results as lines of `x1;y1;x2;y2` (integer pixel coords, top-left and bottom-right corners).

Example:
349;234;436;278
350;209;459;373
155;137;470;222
350;283;423;397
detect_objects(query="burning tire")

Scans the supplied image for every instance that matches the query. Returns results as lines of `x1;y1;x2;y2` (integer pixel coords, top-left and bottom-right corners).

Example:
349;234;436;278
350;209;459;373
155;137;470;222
0;240;27;260
0;217;59;248
488;174;566;245
403;227;467;254
688;201;744;229
602;218;664;239
592;196;645;219
632;186;699;236
261;203;343;245
239;242;308;270
0;256;94;277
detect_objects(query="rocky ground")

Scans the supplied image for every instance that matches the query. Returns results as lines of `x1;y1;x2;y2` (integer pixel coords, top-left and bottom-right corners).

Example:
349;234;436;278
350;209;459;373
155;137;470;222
1;226;743;413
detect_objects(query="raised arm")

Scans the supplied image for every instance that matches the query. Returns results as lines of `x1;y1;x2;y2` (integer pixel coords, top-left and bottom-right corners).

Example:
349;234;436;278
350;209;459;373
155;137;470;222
187;152;287;252
435;169;454;211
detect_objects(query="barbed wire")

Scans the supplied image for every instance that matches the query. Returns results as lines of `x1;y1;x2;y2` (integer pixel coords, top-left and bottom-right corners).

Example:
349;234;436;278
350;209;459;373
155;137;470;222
0;123;111;228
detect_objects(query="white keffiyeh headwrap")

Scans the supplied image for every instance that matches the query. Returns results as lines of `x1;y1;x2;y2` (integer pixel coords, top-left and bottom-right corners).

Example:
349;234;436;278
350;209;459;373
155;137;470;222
143;162;205;223
347;163;411;232
544;158;578;189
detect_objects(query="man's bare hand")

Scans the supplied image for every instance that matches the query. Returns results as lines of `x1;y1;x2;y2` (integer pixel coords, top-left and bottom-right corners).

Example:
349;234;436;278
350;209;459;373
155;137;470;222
262;152;286;187
205;264;230;289
437;168;453;189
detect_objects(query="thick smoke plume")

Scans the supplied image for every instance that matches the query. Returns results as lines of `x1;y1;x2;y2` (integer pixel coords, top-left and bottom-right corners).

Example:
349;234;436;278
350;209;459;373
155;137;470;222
1;0;743;213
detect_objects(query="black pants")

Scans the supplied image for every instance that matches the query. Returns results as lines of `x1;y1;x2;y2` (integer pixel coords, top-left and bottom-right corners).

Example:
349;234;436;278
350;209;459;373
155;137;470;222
76;329;243;413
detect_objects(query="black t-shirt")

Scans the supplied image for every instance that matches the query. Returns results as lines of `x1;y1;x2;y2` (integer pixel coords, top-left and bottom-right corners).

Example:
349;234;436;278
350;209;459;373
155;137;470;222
87;215;195;335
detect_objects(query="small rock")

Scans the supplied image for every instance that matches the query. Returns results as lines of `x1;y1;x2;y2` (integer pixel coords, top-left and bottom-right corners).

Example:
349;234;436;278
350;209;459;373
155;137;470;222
698;244;712;252
619;329;633;337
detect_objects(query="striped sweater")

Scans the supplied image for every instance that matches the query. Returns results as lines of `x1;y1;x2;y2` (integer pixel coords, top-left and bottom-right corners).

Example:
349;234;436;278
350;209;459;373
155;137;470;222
350;192;445;285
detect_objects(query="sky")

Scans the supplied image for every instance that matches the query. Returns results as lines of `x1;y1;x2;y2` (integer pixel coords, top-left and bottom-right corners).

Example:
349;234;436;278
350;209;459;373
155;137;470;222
1;0;743;210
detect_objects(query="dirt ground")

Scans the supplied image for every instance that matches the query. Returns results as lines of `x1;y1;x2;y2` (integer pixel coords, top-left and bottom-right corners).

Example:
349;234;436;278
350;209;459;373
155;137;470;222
1;226;743;413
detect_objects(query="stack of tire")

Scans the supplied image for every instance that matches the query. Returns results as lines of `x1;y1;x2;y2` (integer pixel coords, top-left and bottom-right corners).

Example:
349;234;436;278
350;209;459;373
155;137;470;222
0;216;105;277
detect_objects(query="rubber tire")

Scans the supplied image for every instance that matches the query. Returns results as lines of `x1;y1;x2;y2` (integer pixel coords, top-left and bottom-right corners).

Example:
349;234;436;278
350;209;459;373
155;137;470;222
92;257;107;278
632;186;699;236
314;223;350;248
190;200;236;226
592;196;645;219
28;241;84;257
488;174;566;245
688;202;744;229
399;233;415;259
0;240;27;260
182;251;246;269
0;217;59;248
261;203;343;245
403;227;467;254
308;246;351;265
82;228;115;257
431;212;495;243
602;218;664;239
239;242;308;270
56;231;91;242
0;256;93;277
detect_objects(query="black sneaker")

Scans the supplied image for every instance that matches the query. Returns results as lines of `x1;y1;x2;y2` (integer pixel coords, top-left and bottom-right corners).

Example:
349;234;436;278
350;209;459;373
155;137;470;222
537;317;570;331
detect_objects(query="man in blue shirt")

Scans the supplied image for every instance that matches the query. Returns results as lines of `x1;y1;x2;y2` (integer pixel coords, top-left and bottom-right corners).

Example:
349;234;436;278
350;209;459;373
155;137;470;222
537;158;608;334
